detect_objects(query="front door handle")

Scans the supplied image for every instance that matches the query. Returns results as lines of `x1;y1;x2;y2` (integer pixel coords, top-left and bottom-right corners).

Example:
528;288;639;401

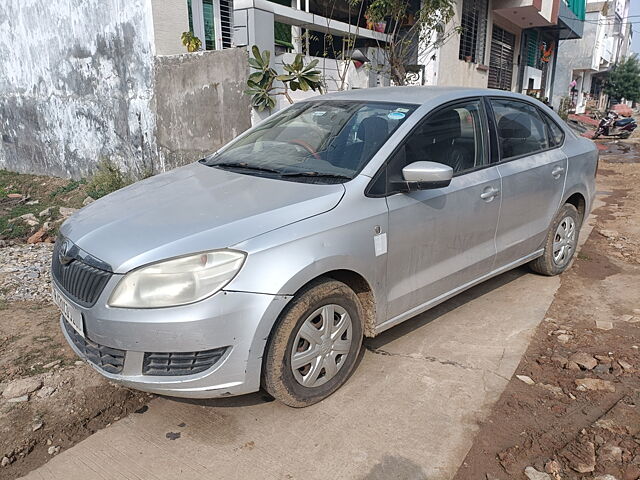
551;166;566;178
480;187;500;201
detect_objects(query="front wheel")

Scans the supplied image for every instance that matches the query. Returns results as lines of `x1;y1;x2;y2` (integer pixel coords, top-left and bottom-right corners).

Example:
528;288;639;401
592;129;601;139
262;279;363;407
529;203;581;276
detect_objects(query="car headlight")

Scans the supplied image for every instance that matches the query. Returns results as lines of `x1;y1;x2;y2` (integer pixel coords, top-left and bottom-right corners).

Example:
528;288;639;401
108;250;246;308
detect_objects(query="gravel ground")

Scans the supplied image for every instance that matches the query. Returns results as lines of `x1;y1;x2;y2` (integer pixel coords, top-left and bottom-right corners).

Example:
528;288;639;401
0;243;53;303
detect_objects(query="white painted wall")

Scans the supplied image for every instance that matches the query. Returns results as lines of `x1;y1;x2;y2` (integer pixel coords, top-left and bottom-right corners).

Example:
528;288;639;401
0;0;157;178
150;0;191;55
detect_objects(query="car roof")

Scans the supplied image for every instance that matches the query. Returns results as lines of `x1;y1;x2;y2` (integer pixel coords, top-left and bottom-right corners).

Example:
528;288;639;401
304;86;537;106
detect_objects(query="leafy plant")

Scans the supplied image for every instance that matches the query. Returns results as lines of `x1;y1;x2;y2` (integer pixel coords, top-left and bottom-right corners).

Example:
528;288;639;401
558;96;573;120
49;179;83;199
605;54;640;103
245;46;323;111
86;160;132;199
181;31;202;53
246;47;278;111
278;54;323;93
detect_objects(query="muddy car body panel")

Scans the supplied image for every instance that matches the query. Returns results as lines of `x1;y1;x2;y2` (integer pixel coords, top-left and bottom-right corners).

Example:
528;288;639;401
54;87;598;399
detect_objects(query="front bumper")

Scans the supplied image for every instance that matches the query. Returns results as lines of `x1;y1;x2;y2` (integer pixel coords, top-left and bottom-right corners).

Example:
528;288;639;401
59;284;291;398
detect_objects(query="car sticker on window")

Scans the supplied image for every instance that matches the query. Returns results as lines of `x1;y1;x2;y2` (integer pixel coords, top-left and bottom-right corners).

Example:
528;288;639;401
388;112;405;120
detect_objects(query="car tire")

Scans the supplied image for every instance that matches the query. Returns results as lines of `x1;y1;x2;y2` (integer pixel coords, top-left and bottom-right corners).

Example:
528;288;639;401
529;203;581;276
262;279;363;407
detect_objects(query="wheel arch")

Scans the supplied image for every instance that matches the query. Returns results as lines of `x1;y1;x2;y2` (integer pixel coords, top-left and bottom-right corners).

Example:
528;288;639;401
303;269;377;338
562;190;587;225
274;266;378;339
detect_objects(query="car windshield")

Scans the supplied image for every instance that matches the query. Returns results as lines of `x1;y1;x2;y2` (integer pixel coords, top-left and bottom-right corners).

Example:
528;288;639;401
201;100;417;183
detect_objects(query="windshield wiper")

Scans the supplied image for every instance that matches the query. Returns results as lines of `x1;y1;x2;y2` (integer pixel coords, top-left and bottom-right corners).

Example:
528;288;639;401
280;171;352;180
211;162;282;175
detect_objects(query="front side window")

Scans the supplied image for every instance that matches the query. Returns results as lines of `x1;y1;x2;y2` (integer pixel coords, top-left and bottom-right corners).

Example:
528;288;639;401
370;99;486;195
391;99;485;176
202;101;416;183
491;99;549;160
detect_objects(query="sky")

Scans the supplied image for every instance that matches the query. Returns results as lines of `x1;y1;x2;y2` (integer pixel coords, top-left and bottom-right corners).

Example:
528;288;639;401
632;0;640;54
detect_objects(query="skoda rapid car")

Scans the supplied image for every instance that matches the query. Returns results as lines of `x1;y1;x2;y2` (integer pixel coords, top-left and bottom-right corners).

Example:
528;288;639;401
52;87;597;407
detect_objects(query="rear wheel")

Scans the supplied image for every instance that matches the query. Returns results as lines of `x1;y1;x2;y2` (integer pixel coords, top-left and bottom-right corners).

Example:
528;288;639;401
529;203;581;276
262;279;363;407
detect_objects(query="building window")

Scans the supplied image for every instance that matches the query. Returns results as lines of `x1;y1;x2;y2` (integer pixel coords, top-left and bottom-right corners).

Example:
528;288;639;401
458;0;488;64
488;25;515;90
187;0;233;50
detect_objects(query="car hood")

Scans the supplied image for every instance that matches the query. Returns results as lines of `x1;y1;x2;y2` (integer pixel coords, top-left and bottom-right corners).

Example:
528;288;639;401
61;163;345;273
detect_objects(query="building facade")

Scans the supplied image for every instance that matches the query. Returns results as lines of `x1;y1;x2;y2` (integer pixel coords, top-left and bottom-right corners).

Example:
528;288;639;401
151;0;589;109
551;0;632;113
421;0;585;102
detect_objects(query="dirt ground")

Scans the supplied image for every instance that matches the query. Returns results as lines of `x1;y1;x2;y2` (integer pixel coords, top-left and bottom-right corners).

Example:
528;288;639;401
455;142;640;480
0;301;150;480
2;139;639;479
0;172;148;479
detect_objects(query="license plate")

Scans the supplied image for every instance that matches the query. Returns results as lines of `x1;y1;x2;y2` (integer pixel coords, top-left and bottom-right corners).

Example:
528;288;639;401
52;285;84;337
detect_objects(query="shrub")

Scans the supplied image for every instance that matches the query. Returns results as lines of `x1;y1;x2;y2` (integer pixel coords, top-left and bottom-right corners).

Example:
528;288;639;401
86;160;132;199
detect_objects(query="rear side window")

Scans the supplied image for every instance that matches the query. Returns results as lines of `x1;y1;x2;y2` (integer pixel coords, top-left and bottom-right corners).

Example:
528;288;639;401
490;99;549;160
541;112;565;147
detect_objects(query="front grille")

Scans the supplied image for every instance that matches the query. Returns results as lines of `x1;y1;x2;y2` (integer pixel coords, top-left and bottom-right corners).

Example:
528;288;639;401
51;239;112;307
63;319;125;374
143;348;228;376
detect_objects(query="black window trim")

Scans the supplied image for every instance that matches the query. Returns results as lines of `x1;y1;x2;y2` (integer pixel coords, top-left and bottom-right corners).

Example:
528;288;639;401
485;96;565;165
539;109;566;149
365;96;492;198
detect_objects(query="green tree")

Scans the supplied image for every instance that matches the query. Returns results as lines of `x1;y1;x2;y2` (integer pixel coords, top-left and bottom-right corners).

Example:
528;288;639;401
359;0;458;85
605;54;640;103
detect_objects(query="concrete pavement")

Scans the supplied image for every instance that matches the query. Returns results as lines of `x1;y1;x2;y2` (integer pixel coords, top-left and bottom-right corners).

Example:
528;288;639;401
22;264;563;480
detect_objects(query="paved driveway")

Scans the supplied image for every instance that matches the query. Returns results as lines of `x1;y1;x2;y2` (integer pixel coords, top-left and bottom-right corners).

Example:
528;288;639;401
22;263;565;480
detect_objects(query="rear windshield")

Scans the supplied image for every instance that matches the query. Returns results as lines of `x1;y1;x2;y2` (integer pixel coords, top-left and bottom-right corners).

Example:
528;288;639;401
202;101;417;183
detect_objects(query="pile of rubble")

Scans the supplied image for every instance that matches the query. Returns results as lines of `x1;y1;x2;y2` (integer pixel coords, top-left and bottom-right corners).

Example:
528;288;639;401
0;243;54;302
4;196;80;244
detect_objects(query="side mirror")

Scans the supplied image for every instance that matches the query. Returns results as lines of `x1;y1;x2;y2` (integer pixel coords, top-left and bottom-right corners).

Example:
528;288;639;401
401;161;453;190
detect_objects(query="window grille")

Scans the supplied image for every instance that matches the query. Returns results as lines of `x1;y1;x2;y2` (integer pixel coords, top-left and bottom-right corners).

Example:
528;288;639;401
526;30;539;67
219;0;233;48
187;0;234;50
488;26;515;90
458;0;489;64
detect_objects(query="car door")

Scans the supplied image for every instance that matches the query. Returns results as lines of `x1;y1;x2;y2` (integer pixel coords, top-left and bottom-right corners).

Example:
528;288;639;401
487;98;568;268
375;98;502;325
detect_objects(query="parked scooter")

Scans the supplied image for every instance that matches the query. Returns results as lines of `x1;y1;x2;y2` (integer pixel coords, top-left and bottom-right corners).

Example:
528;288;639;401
593;111;637;139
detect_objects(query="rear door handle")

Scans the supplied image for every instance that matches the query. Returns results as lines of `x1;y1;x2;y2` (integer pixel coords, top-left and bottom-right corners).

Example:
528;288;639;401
552;166;565;178
480;187;500;201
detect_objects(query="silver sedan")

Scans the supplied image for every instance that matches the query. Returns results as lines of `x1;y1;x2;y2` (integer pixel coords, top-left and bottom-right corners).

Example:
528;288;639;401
53;87;598;407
